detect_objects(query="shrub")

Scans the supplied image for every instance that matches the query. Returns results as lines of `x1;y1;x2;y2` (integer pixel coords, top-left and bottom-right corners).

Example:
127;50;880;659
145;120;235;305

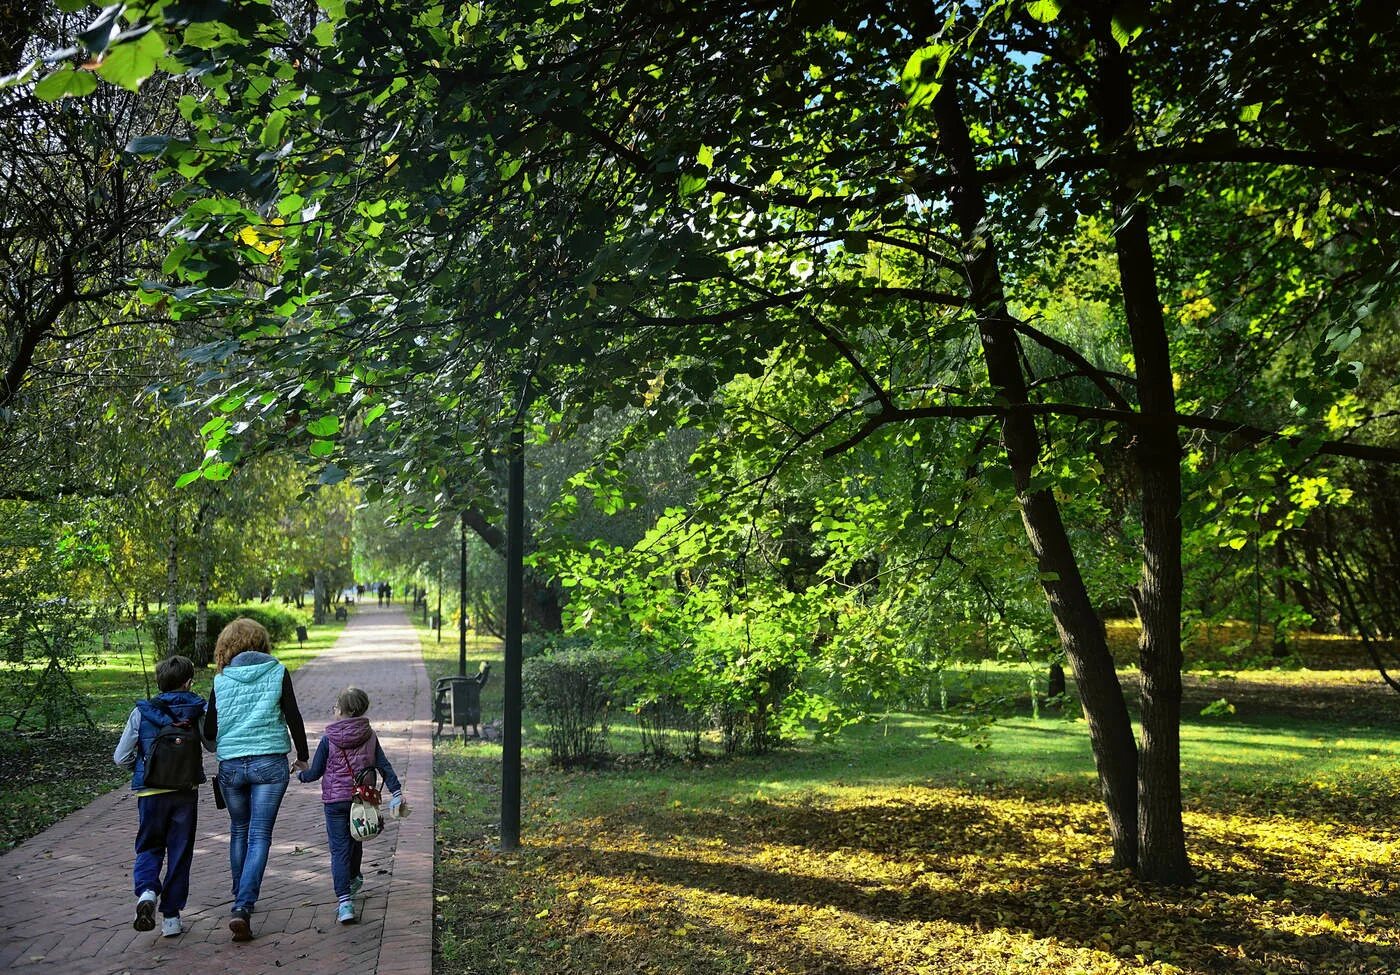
523;636;619;767
145;604;305;660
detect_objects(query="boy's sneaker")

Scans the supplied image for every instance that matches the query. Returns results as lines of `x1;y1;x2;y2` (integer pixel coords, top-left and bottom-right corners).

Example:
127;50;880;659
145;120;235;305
337;901;357;925
133;891;157;931
161;916;182;937
229;908;252;942
349;874;363;896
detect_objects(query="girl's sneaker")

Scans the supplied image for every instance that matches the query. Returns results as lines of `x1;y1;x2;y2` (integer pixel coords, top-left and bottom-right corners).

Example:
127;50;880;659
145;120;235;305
349;874;363;896
337;901;357;925
161;916;182;937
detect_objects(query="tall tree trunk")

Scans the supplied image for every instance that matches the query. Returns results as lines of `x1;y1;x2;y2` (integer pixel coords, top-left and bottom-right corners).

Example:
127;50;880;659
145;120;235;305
313;571;327;625
1093;9;1192;885
460;506;565;632
192;502;213;667
933;80;1141;869
165;518;180;660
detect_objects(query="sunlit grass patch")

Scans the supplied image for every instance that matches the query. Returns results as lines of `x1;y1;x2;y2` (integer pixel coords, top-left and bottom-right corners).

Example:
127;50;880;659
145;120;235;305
447;783;1399;975
423;624;1400;975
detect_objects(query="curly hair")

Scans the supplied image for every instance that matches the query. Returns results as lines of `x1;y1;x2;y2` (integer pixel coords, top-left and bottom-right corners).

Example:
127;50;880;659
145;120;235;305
214;618;272;671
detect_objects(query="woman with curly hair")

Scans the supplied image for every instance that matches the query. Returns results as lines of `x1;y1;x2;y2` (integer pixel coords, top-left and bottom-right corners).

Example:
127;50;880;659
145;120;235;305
203;618;309;942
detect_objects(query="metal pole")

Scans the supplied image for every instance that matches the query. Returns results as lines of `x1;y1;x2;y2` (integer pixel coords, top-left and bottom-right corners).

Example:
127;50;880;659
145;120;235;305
501;420;525;850
458;510;468;677
437;563;443;644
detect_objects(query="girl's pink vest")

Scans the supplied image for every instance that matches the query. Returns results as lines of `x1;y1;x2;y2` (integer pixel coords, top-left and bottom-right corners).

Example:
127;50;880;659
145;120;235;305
320;716;379;803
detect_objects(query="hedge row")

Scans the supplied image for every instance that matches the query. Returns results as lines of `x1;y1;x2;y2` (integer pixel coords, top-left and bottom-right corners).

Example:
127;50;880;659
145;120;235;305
145;604;305;659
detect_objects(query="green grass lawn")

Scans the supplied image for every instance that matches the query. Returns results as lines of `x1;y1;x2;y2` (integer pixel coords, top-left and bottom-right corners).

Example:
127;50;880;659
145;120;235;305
0;613;347;850
421;624;1400;975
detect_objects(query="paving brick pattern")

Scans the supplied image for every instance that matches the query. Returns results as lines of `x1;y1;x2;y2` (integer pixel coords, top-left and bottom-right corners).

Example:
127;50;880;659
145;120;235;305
0;605;434;975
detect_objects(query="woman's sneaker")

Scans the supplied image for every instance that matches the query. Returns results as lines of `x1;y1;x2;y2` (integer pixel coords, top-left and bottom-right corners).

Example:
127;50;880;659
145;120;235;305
133;891;157;931
229;908;252;942
337;901;357;925
349;874;363;896
161;916;182;937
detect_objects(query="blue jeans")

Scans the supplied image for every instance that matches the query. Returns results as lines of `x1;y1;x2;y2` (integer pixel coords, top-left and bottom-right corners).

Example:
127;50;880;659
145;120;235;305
133;791;198;916
219;754;289;912
323;801;363;899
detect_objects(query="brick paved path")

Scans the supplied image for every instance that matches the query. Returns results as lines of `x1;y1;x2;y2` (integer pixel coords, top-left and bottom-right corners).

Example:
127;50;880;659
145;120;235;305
0;605;434;975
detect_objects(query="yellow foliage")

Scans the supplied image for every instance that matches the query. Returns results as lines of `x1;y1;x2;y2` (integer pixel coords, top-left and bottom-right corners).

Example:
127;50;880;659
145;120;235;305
437;783;1400;974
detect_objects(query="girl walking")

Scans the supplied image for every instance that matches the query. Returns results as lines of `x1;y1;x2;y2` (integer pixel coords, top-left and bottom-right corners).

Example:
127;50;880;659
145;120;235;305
297;686;408;923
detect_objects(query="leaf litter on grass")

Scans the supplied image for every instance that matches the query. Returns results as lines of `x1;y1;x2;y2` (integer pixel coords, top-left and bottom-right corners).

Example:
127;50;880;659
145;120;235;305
436;779;1399;975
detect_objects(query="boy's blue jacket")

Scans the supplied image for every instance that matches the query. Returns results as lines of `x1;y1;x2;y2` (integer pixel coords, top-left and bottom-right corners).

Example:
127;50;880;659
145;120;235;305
113;690;208;790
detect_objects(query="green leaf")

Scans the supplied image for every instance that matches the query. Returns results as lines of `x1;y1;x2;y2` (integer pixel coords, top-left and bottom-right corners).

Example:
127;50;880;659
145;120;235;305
1238;102;1262;122
204;461;234;481
363;402;386;427
96;30;167;92
678;172;706;199
1110;1;1147;49
307;415;341;437
697;144;714;169
311;20;336;47
1026;0;1062;23
309;439;336;457
260;109;287;149
900;43;950;109
174;470;203;489
34;67;99;102
319;463;348;485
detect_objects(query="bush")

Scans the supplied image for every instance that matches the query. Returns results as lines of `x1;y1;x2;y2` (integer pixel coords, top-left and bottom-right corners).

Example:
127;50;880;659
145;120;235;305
145;604;305;660
523;636;620;767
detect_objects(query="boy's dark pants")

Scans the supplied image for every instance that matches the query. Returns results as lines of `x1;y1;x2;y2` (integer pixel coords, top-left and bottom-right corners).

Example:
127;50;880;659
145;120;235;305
133;791;199;916
323;801;362;898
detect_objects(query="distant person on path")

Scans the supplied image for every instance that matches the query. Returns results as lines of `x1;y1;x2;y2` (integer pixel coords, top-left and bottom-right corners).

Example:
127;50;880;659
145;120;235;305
377;583;384;606
113;654;210;938
385;582;393;605
296;686;409;924
204;619;310;942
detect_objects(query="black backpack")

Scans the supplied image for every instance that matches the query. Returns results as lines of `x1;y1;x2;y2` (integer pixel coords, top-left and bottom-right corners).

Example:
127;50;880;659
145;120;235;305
142;701;204;790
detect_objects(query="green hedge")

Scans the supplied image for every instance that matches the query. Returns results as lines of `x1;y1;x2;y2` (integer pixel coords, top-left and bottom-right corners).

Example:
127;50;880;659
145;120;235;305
145;604;305;659
522;637;621;767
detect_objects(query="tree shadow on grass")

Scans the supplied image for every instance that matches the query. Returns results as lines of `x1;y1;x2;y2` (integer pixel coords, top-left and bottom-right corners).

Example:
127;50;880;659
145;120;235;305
541;842;1400;975
530;786;1400;975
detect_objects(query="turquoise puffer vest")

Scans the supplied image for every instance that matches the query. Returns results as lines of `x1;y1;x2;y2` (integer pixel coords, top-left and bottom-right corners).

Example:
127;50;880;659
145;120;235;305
214;657;290;760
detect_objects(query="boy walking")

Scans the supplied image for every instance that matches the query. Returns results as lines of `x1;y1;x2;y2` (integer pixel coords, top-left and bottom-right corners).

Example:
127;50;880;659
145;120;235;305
113;655;210;937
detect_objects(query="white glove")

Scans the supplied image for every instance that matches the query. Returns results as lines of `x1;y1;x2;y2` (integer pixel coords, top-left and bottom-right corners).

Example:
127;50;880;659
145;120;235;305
388;793;411;819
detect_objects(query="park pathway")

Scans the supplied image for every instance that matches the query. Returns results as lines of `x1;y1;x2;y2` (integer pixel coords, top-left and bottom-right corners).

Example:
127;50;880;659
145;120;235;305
0;604;434;975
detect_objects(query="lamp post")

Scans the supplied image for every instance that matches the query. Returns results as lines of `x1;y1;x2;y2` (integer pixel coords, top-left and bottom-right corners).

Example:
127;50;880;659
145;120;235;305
501;415;524;851
458;510;468;677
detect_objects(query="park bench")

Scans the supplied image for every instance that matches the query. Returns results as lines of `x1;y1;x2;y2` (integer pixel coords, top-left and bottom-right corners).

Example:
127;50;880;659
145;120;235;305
433;663;491;741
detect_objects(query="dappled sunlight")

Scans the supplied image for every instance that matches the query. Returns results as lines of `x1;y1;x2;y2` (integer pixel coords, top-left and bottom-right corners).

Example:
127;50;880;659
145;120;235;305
439;784;1400;975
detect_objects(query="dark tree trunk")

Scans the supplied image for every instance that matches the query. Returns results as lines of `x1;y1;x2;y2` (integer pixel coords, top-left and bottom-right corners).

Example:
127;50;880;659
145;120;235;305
1094;9;1192;885
313;571;327;625
460;506;565;632
934;80;1141;870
